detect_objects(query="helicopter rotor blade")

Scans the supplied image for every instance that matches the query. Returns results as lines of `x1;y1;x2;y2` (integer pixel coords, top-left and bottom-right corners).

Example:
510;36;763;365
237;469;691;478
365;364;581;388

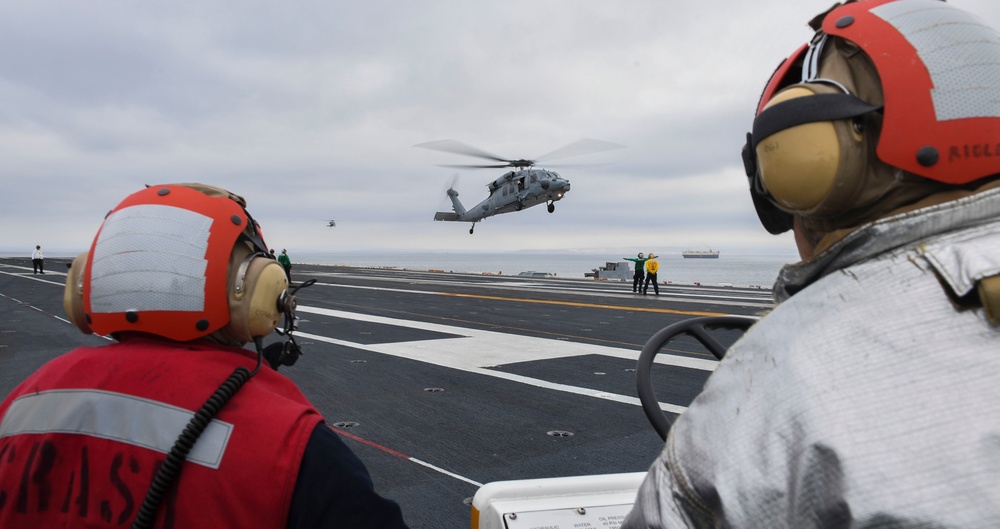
436;163;513;169
418;138;622;170
415;140;510;164
534;138;625;163
535;161;616;169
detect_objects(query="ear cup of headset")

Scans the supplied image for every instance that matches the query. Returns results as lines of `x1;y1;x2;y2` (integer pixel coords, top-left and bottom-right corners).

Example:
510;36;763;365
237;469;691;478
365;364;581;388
755;83;868;217
63;252;92;335
757;86;841;210
222;240;289;344
236;257;288;341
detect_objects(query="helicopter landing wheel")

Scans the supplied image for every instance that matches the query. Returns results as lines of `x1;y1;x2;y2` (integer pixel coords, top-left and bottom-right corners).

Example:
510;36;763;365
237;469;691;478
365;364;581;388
547;202;555;213
469;224;475;234
515;201;524;211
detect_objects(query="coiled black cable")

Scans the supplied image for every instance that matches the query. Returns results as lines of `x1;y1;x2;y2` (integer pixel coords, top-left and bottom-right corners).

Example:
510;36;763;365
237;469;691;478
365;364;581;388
130;277;315;527
130;341;264;529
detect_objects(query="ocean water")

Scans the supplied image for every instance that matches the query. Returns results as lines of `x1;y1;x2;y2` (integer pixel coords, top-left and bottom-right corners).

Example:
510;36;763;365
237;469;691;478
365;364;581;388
0;250;797;288
293;251;798;288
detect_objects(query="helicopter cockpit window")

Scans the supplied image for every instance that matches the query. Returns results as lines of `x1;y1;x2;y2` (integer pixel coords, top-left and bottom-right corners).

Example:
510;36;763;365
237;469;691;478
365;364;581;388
529;174;538;184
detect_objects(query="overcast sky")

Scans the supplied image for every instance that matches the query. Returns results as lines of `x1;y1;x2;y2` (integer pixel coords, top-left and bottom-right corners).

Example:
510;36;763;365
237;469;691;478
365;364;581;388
3;1;997;257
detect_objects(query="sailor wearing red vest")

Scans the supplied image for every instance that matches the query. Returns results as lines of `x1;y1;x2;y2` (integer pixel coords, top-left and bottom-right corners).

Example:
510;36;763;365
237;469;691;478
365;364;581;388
0;184;408;528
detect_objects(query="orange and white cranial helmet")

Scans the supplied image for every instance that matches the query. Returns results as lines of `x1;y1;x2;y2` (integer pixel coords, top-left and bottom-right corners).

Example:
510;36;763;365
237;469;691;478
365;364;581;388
743;0;1000;234
63;183;289;343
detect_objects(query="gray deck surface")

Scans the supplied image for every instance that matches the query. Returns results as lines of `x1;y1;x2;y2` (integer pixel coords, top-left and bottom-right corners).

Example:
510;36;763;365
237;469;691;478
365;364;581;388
0;257;774;528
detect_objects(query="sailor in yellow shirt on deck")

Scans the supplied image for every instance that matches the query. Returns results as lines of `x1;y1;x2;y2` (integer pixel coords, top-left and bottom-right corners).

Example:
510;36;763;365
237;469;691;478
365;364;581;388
642;253;659;296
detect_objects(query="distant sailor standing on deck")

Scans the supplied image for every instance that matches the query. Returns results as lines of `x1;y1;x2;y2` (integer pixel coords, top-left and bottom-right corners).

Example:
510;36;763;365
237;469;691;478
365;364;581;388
625;1;1000;527
642;253;659;296
31;244;43;274
624;252;647;293
278;248;292;282
0;184;408;529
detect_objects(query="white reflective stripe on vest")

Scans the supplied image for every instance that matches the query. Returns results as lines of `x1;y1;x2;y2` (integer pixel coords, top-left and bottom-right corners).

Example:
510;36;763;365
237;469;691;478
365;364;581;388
0;389;233;469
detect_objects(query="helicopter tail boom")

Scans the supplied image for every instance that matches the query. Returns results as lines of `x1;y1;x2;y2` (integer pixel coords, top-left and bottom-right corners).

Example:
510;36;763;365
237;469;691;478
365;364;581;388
434;187;468;221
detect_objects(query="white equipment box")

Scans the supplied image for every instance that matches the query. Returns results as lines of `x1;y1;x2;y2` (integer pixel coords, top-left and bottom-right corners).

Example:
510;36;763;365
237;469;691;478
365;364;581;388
471;472;645;529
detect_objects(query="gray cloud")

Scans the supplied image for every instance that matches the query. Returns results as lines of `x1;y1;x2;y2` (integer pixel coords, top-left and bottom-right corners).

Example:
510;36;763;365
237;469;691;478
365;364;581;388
2;0;997;257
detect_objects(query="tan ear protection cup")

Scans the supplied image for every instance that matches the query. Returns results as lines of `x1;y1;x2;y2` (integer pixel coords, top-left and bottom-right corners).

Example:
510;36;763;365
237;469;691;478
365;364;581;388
238;258;288;340
757;86;840;211
63;252;92;335
756;83;869;216
221;242;288;344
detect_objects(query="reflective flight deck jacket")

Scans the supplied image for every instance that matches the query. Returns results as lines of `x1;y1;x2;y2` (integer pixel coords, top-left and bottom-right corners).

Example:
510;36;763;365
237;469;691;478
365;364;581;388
624;187;1000;528
0;337;323;529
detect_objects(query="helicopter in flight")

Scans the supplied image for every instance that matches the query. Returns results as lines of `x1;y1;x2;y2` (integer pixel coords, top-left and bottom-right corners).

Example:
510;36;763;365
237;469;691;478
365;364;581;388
325;220;337;228
416;138;623;234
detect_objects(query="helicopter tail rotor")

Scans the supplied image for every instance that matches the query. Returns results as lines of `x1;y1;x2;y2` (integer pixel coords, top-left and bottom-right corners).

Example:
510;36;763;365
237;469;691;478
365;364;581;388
434;173;467;220
436;173;460;208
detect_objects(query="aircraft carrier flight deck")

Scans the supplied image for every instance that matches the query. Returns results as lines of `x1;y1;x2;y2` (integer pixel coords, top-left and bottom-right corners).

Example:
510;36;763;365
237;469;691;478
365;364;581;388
0;257;775;528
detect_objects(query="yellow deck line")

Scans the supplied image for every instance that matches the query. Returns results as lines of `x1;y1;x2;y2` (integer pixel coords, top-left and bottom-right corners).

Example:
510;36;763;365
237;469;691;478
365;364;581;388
439;292;728;317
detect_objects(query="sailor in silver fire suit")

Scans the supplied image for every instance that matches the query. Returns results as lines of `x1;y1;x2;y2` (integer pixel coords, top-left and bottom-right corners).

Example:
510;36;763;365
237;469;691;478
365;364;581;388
624;1;1000;527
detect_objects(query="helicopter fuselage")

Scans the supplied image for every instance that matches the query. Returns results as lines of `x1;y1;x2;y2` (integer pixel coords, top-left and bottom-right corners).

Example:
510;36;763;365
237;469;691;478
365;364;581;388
435;168;570;231
482;169;569;216
422;137;622;233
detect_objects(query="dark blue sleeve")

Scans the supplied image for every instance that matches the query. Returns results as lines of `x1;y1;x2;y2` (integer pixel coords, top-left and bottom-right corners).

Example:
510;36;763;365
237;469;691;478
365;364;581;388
287;422;409;529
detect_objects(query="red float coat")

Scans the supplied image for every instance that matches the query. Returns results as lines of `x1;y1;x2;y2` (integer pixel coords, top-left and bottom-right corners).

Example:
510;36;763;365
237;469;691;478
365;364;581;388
0;336;323;528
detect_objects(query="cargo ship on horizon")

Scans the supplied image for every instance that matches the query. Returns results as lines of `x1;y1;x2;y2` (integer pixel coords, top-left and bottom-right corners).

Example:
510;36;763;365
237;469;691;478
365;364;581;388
681;249;720;259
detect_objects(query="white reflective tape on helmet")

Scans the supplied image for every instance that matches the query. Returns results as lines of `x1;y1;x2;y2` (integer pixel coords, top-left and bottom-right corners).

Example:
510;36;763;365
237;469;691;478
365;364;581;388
89;204;212;314
872;0;1000;121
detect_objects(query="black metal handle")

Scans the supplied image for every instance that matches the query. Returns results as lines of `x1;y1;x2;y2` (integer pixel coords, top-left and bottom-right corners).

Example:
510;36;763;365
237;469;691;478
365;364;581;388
636;316;757;441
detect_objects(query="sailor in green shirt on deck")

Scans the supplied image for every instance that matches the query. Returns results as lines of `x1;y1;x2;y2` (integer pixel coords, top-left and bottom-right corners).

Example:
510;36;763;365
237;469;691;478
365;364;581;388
278;248;292;282
623;252;647;294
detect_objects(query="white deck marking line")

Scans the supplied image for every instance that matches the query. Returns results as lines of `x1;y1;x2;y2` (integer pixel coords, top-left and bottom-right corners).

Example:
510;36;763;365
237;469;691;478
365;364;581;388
409;457;483;488
316;279;774;308
297;305;708;415
299;330;688;417
0;269;68;286
297;306;718;371
331;425;485;487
